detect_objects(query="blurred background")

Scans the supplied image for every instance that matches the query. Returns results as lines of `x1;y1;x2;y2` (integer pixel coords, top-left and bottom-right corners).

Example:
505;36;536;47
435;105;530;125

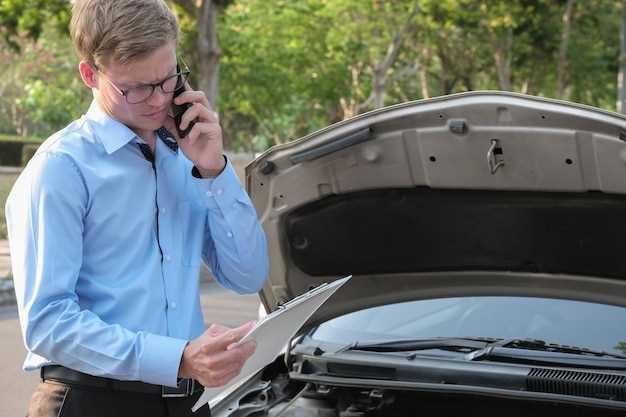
1;0;625;155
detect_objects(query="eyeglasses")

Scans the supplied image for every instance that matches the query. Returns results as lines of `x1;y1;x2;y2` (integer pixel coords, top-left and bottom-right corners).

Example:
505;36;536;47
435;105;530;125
96;63;190;104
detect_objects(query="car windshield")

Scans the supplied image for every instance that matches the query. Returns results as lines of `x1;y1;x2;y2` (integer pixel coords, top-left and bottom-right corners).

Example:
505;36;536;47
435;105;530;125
311;296;626;356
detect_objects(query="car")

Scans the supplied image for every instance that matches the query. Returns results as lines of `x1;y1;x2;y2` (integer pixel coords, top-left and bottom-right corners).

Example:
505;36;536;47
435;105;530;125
211;91;626;416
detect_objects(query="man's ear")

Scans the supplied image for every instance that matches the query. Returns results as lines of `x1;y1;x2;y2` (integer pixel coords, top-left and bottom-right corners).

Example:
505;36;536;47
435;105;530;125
78;61;98;89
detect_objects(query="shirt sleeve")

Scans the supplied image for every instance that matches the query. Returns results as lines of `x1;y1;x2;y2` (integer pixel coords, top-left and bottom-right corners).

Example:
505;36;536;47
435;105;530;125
6;152;187;387
191;157;269;294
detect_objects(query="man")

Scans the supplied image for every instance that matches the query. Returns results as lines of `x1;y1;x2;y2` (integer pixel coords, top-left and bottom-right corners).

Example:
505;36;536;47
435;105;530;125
5;0;269;416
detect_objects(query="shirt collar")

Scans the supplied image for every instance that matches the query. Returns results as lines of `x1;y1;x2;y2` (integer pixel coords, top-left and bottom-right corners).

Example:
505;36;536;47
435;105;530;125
85;100;138;155
86;101;179;155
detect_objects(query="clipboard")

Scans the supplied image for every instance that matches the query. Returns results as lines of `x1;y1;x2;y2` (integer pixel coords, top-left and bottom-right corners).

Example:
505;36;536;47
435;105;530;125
192;275;351;412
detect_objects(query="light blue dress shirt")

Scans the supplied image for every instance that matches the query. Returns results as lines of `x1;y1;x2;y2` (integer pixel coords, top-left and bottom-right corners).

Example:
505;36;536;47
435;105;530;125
5;101;269;387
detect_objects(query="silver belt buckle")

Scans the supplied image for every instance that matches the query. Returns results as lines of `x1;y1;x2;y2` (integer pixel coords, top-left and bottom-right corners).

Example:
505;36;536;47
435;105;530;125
162;378;194;398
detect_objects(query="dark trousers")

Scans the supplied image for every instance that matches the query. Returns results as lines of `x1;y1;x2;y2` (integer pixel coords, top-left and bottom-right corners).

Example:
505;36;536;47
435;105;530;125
27;380;210;417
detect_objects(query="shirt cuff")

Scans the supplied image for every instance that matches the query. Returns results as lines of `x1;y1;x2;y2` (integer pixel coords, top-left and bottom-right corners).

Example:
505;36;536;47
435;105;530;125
191;155;227;179
192;156;245;211
140;333;188;387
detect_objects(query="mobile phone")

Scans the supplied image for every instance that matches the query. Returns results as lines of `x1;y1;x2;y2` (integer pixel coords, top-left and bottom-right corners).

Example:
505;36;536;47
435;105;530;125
171;66;195;138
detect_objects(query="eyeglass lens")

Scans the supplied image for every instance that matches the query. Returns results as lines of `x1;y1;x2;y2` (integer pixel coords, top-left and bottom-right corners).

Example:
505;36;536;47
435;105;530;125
126;72;188;104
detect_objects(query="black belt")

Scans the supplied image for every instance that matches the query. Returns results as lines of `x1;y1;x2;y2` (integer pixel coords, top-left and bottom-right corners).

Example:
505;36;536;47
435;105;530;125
41;365;203;398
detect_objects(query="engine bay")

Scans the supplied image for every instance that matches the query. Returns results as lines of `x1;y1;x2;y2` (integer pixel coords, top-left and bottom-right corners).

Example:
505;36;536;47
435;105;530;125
213;359;626;417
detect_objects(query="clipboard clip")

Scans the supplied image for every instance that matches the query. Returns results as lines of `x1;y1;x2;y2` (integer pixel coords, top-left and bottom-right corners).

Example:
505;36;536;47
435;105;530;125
279;282;330;309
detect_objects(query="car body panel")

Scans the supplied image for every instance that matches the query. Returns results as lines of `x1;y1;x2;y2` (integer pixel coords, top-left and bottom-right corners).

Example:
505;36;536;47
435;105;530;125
245;91;626;324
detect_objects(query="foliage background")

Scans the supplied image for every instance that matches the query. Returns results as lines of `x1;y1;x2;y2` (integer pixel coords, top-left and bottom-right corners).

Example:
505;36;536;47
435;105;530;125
0;174;18;240
0;0;623;152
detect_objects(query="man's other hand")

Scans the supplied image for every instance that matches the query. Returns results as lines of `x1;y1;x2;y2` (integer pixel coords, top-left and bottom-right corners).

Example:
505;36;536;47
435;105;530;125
178;321;257;387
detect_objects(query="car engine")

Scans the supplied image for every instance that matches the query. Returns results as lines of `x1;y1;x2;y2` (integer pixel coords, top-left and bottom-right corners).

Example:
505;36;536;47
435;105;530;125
215;361;626;417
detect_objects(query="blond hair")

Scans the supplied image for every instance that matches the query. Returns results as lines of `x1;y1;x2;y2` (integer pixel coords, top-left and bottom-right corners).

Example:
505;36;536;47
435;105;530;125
70;0;179;68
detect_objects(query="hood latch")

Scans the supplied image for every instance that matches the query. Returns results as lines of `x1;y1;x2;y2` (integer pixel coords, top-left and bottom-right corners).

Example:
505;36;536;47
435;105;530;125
487;139;505;174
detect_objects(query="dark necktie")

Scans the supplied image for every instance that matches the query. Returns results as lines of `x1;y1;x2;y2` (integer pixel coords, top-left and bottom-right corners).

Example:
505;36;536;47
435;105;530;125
156;127;179;153
137;142;154;163
136;127;179;162
136;130;176;261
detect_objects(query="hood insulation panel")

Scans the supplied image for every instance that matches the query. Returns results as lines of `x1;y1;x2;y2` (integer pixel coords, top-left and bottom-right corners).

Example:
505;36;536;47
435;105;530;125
285;188;626;279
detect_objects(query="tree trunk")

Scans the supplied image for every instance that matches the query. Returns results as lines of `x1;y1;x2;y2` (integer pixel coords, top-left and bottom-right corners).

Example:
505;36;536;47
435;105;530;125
520;79;530;94
436;47;456;95
462;75;473;91
172;0;227;146
340;65;364;119
364;0;420;110
418;47;431;99
372;65;386;109
557;0;575;99
493;27;513;91
197;0;221;108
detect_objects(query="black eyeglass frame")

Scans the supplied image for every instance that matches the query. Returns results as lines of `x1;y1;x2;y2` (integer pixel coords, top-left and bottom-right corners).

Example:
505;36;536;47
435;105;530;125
94;61;191;105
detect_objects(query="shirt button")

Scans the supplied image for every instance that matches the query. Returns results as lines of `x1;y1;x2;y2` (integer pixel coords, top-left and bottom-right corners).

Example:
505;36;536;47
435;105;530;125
170;302;177;310
216;189;223;196
165;254;172;262
206;190;213;197
160;208;167;214
227;232;233;238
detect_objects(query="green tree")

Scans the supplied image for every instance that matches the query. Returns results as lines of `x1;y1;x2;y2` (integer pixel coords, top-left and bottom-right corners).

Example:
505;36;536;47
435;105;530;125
218;0;340;150
0;0;70;49
170;0;234;108
320;0;421;115
0;23;91;137
566;0;621;109
0;0;232;137
218;0;426;150
1;0;624;150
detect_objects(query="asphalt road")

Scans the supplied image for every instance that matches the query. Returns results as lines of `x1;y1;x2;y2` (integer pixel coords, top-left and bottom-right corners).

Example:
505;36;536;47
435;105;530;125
0;281;261;417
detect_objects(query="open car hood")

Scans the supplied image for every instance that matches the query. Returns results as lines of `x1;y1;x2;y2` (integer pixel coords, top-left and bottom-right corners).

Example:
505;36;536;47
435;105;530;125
245;91;626;326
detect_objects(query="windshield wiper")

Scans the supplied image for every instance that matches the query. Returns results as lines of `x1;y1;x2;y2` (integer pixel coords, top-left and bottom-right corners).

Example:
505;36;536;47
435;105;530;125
467;338;626;360
464;338;626;369
350;337;626;369
351;336;497;353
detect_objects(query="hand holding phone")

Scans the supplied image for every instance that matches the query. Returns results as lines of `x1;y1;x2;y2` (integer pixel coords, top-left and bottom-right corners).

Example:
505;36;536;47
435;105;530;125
171;68;196;138
164;62;225;176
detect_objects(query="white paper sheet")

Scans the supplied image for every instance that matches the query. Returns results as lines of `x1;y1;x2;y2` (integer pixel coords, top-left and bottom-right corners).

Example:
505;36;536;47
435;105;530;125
192;276;351;412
